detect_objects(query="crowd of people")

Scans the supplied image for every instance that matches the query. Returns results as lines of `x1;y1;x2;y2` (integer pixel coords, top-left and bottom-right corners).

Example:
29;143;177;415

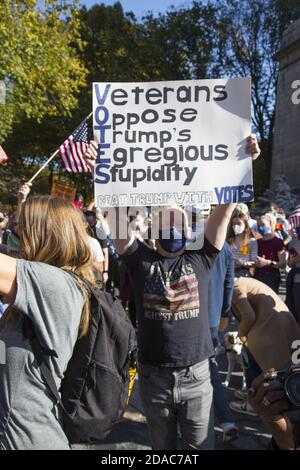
1;134;300;450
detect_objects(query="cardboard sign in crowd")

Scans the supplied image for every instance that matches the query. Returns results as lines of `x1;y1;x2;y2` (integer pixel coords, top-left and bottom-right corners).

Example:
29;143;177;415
51;180;76;202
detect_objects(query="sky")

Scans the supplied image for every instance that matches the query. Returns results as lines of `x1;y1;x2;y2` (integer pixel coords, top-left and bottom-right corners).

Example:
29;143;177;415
80;1;192;18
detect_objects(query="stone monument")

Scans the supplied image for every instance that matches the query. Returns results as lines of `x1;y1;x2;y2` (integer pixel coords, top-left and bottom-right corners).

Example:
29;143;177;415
257;174;300;215
271;18;300;188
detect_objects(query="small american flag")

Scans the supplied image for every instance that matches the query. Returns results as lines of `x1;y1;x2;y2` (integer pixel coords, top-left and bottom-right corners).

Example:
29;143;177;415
0;146;9;164
58;119;90;173
289;204;300;229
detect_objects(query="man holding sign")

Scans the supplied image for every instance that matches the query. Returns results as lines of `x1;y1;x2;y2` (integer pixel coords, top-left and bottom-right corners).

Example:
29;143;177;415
83;130;260;450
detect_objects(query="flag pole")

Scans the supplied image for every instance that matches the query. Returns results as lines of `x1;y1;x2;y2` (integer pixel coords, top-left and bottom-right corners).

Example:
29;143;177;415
28;148;60;184
28;111;93;184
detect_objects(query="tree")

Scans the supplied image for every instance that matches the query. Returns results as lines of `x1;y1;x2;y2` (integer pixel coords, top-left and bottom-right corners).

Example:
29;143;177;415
3;0;299;206
2;2;162;206
140;2;220;81
214;0;300;194
0;0;86;142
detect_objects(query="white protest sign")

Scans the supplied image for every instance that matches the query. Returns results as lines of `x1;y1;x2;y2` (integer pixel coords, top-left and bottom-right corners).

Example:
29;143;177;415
93;78;252;207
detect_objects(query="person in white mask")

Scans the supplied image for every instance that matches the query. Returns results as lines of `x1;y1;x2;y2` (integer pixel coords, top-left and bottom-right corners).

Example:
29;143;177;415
235;203;259;235
227;211;258;277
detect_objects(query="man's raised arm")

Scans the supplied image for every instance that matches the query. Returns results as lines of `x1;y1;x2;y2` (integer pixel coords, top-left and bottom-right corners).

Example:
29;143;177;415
205;204;236;251
205;134;260;251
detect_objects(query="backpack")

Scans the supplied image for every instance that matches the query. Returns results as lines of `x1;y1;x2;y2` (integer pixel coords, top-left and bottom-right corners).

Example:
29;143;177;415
26;272;137;444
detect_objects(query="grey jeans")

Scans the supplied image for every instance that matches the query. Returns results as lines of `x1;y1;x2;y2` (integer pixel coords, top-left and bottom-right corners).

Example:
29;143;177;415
138;359;214;450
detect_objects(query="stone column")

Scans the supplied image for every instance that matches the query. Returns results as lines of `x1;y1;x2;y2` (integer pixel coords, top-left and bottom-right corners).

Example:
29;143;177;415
271;18;300;187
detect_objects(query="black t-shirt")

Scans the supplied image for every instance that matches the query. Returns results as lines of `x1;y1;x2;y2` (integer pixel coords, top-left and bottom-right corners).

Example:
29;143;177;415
122;237;219;367
91;226;108;250
99;238;108;250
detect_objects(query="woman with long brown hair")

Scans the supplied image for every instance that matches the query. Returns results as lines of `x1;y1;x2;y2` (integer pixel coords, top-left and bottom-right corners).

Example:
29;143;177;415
0;195;96;449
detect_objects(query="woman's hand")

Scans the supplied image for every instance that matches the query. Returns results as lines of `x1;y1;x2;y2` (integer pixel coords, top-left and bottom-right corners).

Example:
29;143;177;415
235;258;244;268
18;182;32;204
255;255;271;268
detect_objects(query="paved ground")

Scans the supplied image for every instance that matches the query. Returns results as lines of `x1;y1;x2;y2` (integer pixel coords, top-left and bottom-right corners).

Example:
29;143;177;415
73;272;289;451
73;353;271;451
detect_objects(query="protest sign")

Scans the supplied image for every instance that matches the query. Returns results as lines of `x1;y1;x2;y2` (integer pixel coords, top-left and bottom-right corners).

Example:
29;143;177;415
93;78;252;207
51;180;76;202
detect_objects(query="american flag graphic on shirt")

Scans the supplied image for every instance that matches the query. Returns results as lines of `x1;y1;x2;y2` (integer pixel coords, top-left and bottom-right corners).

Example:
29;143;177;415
143;263;200;321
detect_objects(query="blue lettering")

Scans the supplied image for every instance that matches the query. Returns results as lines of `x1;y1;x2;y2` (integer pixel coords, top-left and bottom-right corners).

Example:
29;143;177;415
224;186;231;203
95;106;110;127
242;184;254;202
94;85;113;184
232;186;240;203
94;84;111;105
99;127;111;144
95;163;110;184
96;148;111;164
214;184;254;203
214;186;224;204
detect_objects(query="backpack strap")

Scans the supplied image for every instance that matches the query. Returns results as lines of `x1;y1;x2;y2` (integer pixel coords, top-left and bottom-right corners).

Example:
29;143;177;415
25;270;96;414
62;269;98;298
31;337;63;406
63;269;121;305
24;318;66;412
24;271;97;417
